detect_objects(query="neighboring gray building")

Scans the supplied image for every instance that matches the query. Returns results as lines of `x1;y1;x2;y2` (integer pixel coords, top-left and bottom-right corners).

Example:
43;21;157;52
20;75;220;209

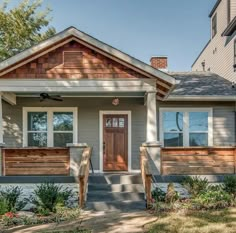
192;0;236;83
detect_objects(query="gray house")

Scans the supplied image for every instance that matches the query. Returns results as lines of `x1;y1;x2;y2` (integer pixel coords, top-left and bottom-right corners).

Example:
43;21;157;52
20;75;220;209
0;26;235;180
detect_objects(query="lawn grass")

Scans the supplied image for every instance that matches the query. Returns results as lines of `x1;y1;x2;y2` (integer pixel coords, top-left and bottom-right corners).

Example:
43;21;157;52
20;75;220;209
145;208;236;233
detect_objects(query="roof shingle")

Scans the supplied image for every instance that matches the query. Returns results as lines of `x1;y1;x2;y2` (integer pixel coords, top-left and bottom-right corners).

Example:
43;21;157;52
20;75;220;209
169;72;235;96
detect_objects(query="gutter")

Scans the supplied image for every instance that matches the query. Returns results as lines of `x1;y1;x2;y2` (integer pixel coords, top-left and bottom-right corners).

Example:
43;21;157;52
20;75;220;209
165;95;236;101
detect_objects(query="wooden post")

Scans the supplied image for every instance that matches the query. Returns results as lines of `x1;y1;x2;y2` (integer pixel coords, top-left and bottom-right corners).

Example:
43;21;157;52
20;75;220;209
79;176;85;208
1;148;5;176
145;174;152;208
234;148;236;174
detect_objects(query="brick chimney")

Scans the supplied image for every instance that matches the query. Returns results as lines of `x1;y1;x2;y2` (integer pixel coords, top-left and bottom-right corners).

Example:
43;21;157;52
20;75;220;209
150;56;168;71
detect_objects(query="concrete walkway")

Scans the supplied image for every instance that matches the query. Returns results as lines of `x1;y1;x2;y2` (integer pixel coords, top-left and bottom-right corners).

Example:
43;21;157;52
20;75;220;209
4;210;156;233
81;210;157;233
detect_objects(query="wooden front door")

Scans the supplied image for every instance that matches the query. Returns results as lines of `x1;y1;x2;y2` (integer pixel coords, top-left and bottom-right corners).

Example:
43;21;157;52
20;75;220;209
103;114;128;171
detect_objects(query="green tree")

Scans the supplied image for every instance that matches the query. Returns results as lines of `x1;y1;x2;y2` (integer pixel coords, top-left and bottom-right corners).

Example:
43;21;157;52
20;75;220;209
0;0;56;61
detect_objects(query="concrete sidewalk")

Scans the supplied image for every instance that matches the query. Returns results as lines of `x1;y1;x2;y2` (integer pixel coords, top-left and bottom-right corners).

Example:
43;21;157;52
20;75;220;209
81;210;157;233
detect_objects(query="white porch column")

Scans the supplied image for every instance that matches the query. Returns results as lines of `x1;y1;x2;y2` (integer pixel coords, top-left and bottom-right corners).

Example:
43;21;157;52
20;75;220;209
143;91;161;175
146;91;157;143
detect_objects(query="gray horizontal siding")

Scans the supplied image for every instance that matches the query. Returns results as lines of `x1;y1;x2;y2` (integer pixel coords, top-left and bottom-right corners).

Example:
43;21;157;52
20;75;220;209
2;97;146;170
213;107;235;146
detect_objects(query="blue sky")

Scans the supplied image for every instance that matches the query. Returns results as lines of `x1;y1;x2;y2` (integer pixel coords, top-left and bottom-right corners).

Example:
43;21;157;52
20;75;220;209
9;0;216;71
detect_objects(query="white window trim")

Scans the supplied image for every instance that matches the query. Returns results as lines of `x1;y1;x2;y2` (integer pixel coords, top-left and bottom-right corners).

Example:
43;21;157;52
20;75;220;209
23;107;78;147
159;108;213;147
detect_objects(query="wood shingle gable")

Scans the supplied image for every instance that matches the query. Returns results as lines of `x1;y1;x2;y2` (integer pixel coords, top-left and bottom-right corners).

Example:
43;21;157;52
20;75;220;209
0;27;175;99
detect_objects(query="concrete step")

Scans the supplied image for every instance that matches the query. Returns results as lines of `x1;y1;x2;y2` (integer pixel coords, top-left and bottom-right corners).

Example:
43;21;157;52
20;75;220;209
88;183;144;192
88;174;142;184
87;191;144;202
86;200;146;211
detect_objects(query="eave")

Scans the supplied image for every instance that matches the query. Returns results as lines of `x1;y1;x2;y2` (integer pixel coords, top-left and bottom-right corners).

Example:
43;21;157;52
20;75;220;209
209;0;221;18
222;16;236;36
165;95;236;101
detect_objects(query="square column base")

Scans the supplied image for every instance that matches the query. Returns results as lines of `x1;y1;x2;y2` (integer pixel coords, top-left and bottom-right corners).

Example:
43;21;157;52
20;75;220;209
67;143;88;177
142;141;161;175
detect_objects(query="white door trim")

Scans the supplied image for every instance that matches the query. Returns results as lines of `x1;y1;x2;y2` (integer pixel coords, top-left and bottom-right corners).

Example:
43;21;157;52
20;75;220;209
99;111;132;173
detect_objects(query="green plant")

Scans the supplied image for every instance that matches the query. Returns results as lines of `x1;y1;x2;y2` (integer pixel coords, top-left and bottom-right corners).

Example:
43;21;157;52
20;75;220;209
182;176;209;197
0;186;26;212
192;189;233;210
223;176;236;196
151;187;166;202
0;196;8;215
165;183;179;204
31;182;73;214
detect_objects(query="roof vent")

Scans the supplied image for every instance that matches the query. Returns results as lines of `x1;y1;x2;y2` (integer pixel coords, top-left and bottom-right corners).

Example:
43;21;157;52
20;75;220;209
63;51;83;67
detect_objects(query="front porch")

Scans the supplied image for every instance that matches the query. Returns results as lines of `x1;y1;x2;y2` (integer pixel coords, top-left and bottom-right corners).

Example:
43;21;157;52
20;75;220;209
0;78;162;176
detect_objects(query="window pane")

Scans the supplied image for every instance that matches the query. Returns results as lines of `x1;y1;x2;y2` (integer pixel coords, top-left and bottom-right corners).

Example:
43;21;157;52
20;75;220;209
28;112;47;131
163;112;183;132
28;133;47;147
53;112;73;131
164;133;183;147
112;118;118;127
119;118;125;128
54;133;73;147
105;118;112;127
189;112;208;131
190;133;208;146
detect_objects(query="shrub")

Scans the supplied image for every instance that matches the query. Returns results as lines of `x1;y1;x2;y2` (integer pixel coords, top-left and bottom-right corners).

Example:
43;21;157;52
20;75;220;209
165;183;179;204
30;182;73;214
0;196;8;215
0;186;26;212
181;176;209;197
223;176;236;197
192;189;233;210
151;187;166;202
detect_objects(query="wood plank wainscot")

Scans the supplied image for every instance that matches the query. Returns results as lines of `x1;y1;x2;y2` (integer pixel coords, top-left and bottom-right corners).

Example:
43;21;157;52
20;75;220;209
161;147;236;175
2;148;70;176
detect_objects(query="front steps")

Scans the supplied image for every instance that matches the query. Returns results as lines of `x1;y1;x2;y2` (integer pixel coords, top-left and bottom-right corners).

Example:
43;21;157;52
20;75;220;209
86;174;146;212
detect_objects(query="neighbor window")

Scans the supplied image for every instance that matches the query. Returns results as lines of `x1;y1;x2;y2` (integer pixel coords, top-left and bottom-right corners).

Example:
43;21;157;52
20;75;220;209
228;0;231;25
160;108;212;147
212;13;217;38
24;108;77;147
234;40;236;70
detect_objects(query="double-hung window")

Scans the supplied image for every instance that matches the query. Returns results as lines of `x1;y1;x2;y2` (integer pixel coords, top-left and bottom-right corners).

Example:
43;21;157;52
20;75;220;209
160;108;213;147
23;108;77;147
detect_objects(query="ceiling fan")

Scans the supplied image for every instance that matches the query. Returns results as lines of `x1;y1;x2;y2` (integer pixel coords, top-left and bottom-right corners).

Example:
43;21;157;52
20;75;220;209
40;93;63;102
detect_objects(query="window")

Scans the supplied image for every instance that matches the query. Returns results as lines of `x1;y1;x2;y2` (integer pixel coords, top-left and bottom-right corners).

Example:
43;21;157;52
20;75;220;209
212;13;217;38
189;112;208;146
160;108;213;147
24;108;77;147
234;40;236;70
163;112;183;147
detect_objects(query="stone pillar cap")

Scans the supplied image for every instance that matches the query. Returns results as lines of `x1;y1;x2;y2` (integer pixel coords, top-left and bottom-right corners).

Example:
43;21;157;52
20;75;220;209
66;143;88;148
142;141;162;147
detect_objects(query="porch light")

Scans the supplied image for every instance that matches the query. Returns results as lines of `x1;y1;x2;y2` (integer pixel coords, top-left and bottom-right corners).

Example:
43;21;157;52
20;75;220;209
112;97;119;106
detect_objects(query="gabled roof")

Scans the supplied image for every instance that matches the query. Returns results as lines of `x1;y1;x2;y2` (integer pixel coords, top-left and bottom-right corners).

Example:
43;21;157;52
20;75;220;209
167;72;236;101
0;26;175;86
